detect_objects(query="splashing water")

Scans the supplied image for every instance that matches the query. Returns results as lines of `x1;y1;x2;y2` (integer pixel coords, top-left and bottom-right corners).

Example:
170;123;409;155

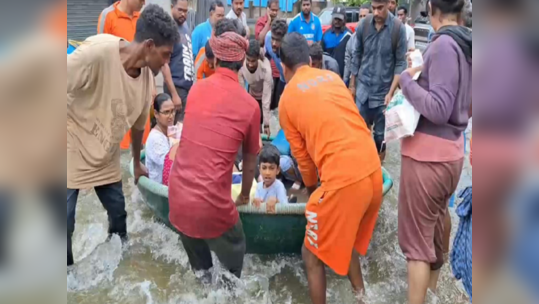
67;120;472;303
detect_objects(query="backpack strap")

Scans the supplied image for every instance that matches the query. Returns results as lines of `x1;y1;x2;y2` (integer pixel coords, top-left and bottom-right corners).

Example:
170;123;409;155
391;18;402;55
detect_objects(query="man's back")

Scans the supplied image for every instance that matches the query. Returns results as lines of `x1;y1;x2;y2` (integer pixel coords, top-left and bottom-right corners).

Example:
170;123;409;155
169;68;260;239
279;66;380;191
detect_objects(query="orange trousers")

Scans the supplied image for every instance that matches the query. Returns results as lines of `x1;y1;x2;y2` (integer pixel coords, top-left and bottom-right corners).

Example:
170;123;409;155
304;168;383;276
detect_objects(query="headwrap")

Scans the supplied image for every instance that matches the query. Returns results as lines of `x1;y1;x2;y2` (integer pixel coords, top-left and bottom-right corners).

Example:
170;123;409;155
209;32;248;62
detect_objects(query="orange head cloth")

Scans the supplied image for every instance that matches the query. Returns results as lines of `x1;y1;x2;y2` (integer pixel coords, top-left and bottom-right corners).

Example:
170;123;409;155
208;32;249;62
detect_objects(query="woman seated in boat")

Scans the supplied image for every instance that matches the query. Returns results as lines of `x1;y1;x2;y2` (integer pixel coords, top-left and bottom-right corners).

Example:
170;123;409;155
253;145;289;213
145;93;176;184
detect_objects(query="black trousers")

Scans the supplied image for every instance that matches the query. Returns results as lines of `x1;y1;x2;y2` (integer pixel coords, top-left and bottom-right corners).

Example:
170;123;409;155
270;78;285;111
67;182;127;266
179;220;246;278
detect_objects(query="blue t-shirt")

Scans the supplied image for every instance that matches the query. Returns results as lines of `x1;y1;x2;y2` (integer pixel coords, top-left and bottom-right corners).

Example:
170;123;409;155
192;19;212;59
288;13;323;43
265;32;285;81
255;179;289;204
322;27;351;50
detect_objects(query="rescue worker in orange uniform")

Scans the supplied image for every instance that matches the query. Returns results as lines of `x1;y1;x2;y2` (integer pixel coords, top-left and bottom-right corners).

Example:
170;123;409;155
278;33;383;304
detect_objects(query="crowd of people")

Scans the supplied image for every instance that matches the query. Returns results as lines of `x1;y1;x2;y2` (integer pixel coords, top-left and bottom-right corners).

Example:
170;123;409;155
67;0;472;303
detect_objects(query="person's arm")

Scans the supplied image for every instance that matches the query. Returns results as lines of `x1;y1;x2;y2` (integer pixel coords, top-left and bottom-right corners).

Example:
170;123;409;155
236;108;262;206
399;40;460;124
385;25;408;105
349;22;364;93
276;181;289;204
131;92;151;184
257;17;271;46
262;61;273;129
343;36;355;84
238;68;246;89
161;64;182;111
407;26;416;51
279;100;318;189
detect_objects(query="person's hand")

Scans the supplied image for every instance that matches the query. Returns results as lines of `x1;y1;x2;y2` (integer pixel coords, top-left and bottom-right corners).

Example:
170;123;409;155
306;185;317;196
253;198;263;209
405;65;423;78
267;10;273;23
235;194;250;207
406;51;413;68
384;92;394;106
266;197;278;214
134;162;149;185
172;92;183;112
349;85;356;99
263;124;271;138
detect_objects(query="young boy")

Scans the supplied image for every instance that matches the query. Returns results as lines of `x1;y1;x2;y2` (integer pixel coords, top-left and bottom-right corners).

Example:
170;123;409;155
253;145;289;213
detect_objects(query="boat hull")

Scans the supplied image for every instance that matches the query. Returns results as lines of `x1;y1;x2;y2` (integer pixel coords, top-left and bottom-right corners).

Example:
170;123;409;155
131;154;393;254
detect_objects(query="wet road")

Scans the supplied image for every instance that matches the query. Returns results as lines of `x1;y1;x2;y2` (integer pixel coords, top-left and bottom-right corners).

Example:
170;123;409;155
66;122;472;304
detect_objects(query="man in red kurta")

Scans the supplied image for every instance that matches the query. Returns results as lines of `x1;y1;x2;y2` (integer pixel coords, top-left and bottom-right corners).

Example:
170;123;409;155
168;20;260;279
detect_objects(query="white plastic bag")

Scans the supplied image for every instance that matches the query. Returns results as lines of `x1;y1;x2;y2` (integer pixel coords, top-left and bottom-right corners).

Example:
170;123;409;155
384;50;423;143
385;90;421;143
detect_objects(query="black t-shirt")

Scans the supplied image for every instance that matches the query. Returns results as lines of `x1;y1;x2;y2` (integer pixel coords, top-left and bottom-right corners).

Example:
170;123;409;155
170;23;194;90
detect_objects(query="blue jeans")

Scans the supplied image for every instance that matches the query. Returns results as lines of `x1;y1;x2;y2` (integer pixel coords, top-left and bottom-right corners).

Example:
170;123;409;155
359;103;386;153
67;181;127;266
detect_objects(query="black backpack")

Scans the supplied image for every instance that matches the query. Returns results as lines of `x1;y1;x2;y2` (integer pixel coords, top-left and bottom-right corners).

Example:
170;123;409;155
361;15;402;56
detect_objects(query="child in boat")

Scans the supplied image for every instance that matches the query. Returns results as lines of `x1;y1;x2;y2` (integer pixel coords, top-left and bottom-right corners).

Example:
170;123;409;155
253;144;289;213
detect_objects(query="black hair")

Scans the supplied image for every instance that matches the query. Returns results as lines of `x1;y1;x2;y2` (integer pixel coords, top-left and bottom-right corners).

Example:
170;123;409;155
247;39;260;58
214;19;245;71
360;3;372;11
171;0;188;6
214;18;238;36
431;0;465;15
398;6;408;15
234;19;247;37
372;0;389;3
152;93;172;127
135;4;179;47
271;19;288;37
210;0;225;12
280;32;310;69
462;1;472;28
154;93;172;112
268;0;279;7
301;0;312;3
259;145;281;166
205;41;215;59
309;43;323;61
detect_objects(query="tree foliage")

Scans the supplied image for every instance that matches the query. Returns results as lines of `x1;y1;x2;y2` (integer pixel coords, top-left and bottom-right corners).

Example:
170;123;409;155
345;0;371;7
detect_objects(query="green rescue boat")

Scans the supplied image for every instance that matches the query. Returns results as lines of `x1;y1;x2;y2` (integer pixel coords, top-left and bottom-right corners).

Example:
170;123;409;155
130;152;393;254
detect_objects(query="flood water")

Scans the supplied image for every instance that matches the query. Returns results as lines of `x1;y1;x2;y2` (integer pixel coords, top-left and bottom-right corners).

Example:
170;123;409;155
66;118;472;304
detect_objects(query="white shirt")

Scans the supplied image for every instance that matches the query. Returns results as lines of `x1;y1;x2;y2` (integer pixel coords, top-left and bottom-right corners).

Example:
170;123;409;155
145;129;170;184
226;10;250;36
405;23;415;51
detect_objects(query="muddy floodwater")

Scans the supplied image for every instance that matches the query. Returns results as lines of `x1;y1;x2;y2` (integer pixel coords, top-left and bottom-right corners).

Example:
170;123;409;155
67;119;472;304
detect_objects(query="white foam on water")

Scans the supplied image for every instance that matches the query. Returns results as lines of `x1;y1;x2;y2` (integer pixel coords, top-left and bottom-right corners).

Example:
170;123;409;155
67;148;471;304
67;235;123;292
